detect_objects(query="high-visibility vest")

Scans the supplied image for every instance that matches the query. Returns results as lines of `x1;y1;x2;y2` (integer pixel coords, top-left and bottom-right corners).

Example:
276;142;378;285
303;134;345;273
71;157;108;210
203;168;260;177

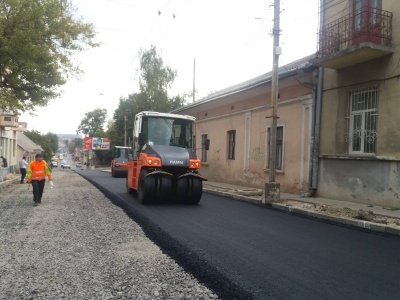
27;161;52;182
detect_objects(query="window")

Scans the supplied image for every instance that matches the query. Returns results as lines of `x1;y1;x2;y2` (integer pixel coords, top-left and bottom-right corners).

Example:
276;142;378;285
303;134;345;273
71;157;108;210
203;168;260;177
347;87;377;154
354;0;382;28
227;130;236;160
141;116;193;147
201;134;208;162
267;126;284;170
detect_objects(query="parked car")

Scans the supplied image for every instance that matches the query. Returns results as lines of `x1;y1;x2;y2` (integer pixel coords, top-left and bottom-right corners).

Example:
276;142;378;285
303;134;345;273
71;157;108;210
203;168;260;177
51;161;58;167
76;162;82;168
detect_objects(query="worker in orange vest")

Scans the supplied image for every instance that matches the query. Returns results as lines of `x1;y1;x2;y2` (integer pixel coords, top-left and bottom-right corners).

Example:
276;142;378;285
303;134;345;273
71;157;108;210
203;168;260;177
27;153;53;206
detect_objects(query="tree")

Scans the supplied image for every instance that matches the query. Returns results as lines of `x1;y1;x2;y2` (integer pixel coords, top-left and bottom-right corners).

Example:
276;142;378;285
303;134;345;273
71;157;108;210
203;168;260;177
68;137;83;154
106;119;124;147
138;45;186;112
77;108;107;137
110;45;187;146
24;130;53;160
0;0;99;113
45;132;59;154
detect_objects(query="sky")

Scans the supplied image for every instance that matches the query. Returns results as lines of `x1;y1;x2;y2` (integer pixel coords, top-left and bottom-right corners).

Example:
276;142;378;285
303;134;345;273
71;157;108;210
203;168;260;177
20;0;320;135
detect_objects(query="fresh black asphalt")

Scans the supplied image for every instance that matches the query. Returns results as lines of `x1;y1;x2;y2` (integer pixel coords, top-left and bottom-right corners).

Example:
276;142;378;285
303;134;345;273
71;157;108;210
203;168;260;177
76;170;400;300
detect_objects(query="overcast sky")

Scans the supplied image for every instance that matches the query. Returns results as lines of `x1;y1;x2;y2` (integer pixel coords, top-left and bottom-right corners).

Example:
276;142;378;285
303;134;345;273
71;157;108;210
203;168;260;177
21;0;319;135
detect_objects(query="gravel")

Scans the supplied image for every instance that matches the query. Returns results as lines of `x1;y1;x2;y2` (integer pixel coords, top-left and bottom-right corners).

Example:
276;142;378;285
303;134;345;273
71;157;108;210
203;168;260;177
0;170;218;299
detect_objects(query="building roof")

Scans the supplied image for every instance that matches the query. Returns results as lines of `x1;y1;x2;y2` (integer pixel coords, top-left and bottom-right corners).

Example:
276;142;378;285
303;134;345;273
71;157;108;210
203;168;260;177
17;133;43;153
172;54;316;113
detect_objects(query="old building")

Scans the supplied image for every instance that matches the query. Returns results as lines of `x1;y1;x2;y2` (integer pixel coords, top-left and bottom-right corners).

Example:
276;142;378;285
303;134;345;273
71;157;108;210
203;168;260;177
313;0;400;207
17;129;43;164
173;55;318;194
0;112;19;177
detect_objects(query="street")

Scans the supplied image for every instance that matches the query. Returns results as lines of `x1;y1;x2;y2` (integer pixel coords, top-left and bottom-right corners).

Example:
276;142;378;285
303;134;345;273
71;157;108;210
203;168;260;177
77;169;400;300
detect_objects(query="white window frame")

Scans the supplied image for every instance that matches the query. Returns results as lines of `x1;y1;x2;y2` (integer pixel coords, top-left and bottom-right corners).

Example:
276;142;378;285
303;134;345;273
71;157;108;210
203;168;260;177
347;87;378;155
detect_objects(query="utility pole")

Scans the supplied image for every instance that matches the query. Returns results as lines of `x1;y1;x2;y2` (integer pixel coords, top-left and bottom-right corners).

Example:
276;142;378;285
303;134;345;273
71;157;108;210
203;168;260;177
193;58;196;103
264;0;281;204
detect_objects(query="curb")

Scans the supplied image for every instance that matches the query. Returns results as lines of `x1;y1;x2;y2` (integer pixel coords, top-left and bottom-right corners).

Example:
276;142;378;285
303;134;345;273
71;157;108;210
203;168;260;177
272;203;400;236
203;188;261;205
0;177;20;191
203;188;400;237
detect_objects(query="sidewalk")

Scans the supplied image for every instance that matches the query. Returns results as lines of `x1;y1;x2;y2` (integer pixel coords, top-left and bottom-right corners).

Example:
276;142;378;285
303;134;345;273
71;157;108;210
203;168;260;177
203;181;400;236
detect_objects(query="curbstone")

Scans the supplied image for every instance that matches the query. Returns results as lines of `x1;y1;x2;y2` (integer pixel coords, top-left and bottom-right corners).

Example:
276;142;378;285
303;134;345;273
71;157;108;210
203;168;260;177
205;188;400;237
0;177;20;191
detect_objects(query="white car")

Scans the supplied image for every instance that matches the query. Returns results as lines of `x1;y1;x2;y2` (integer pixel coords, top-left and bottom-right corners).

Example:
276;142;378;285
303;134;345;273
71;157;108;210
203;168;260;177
51;161;58;167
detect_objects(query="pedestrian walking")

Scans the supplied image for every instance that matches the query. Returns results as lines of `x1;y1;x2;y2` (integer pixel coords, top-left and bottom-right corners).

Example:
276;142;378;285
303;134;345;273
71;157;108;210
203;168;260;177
19;156;29;184
27;153;53;206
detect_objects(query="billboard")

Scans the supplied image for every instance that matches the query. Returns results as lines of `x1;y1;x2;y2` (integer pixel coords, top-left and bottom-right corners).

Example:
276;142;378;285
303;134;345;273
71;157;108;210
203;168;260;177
84;137;111;150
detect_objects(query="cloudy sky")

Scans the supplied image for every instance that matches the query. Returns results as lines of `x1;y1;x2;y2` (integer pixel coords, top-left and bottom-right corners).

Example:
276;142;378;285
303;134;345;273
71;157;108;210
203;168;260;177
21;0;319;135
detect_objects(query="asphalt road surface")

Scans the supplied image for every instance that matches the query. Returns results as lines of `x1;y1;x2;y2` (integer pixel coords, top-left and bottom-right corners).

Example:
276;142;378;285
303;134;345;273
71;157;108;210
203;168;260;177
76;169;400;300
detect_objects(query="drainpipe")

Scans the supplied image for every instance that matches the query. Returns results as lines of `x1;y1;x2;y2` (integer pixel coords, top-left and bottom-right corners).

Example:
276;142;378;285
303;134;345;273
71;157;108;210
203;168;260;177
308;0;325;195
308;85;317;194
310;68;323;192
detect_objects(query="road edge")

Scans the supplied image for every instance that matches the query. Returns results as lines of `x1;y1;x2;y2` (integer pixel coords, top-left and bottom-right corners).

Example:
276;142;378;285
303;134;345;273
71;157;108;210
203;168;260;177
203;188;400;237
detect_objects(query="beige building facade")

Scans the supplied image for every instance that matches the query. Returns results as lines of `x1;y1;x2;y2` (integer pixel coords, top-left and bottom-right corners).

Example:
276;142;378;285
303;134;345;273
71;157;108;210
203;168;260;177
174;57;317;194
0;112;19;176
314;0;400;207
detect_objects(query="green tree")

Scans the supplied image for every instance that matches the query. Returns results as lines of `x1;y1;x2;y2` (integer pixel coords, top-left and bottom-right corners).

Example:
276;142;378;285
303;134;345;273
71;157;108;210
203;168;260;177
68;137;83;154
77;108;107;137
138;45;186;112
106;119;124;147
45;132;59;154
0;0;99;113
110;45;187;146
24;130;53;160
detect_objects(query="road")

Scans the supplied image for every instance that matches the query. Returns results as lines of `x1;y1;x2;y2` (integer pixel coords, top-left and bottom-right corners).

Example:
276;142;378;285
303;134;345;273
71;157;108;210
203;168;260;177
76;169;400;300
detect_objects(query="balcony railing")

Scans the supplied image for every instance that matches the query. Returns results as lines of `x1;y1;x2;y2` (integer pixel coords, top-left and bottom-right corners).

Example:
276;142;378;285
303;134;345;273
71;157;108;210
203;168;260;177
317;7;392;57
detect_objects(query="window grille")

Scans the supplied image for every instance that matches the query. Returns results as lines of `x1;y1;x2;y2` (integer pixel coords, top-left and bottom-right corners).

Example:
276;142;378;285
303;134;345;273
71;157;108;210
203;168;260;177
227;130;235;160
201;134;208;162
267;126;284;170
346;86;378;154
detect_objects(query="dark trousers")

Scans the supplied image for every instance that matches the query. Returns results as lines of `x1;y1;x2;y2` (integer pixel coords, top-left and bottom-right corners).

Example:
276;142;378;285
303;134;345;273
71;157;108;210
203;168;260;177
20;168;27;183
31;180;45;203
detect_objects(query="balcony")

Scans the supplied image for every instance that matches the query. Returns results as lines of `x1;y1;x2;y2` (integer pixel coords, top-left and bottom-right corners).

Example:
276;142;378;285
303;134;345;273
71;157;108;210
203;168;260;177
313;7;393;69
0;114;19;128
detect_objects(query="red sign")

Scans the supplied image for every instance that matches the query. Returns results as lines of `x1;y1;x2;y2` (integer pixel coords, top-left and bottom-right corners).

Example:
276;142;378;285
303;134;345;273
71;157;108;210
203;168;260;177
84;137;93;150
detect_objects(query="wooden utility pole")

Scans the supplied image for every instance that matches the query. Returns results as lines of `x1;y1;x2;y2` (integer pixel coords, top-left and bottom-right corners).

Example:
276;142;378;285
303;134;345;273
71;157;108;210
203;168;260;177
264;0;281;204
193;58;196;103
269;0;280;182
